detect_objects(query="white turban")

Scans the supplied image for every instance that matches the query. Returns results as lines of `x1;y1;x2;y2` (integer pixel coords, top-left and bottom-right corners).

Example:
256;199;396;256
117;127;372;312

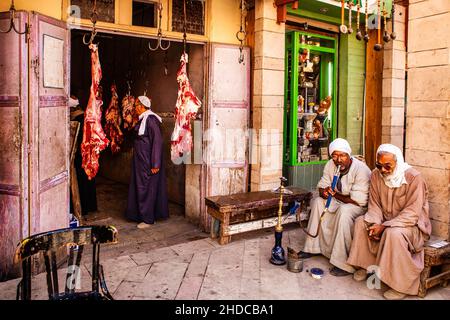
138;95;151;109
376;144;411;188
137;95;162;136
329;138;352;156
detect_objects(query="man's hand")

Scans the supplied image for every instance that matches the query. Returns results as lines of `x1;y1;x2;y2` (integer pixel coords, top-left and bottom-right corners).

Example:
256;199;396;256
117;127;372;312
151;168;160;174
319;187;336;199
367;224;386;241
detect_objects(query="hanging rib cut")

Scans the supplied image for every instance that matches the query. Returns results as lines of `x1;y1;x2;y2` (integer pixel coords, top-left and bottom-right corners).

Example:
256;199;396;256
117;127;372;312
171;53;202;163
105;84;124;154
81;44;109;180
121;94;137;131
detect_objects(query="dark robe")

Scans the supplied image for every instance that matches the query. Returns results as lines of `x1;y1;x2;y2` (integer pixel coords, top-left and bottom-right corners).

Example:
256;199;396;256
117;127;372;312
125;115;169;224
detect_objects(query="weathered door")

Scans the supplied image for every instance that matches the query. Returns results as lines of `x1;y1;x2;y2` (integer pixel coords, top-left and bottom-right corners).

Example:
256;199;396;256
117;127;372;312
0;11;30;280
203;44;250;230
28;13;70;235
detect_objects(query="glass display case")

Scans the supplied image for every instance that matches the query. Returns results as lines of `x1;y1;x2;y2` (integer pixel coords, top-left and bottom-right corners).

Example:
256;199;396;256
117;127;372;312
284;31;337;167
283;31;337;190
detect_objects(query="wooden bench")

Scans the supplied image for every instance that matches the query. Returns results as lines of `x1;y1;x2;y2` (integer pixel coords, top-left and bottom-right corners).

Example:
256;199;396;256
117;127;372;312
418;239;450;298
205;187;312;245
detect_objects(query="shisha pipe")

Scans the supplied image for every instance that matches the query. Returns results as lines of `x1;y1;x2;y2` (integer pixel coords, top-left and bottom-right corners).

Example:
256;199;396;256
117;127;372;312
270;177;288;265
374;0;383;51
339;0;348;34
356;0;363;40
300;165;341;239
347;1;354;34
382;0;390;43
390;5;397;40
363;0;370;42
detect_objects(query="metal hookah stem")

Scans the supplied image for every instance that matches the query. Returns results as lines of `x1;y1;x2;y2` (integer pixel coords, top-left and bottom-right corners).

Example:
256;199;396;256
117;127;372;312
276;185;284;232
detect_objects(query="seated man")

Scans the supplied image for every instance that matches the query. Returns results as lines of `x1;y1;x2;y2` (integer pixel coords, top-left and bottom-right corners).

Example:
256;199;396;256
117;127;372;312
347;144;432;300
298;138;371;276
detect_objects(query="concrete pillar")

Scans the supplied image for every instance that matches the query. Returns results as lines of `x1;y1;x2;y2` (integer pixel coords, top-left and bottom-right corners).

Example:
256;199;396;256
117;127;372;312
381;4;407;149
250;0;285;191
405;0;450;240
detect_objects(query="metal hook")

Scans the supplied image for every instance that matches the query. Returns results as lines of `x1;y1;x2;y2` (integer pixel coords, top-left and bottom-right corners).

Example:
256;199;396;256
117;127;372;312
82;28;98;46
148;36;171;51
237;0;247;64
0;0;30;36
82;1;98;46
148;1;171;52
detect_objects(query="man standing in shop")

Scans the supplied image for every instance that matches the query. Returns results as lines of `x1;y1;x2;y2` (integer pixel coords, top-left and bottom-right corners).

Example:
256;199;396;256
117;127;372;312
297;138;372;276
125;96;169;229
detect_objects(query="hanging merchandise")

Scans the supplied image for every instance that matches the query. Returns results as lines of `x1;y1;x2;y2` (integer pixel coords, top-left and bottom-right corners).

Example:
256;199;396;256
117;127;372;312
390;4;397;40
122;81;138;130
236;0;247;64
171;53;202;162
382;0;390;43
347;1;354;34
364;0;370;42
374;0;382;51
81;43;109;180
170;0;202;163
105;84;124;154
149;0;170;51
355;0;362;40
339;0;348;34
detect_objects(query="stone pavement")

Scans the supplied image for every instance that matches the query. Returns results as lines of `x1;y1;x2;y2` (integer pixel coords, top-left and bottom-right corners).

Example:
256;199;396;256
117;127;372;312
0;225;449;300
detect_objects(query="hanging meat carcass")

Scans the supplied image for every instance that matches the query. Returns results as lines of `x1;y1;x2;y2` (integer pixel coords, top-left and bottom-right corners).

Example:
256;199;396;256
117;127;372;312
81;43;109;180
105;84;124;154
122;94;138;130
170;53;202;163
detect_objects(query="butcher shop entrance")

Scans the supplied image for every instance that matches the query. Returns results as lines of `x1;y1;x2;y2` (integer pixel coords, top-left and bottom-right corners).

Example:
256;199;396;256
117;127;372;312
69;29;206;243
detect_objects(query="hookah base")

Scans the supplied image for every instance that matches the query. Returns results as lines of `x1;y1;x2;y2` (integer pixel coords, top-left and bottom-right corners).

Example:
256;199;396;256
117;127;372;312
269;256;286;266
270;231;286;265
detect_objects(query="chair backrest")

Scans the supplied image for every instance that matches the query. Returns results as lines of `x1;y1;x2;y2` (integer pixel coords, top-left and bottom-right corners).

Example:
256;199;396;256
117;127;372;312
15;225;118;300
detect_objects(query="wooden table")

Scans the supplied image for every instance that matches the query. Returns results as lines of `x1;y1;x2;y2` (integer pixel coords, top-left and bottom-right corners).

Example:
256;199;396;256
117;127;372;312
418;239;450;297
205;187;312;245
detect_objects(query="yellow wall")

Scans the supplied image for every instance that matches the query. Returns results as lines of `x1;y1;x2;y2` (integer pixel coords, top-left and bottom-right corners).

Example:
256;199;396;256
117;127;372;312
0;0;62;19
0;0;241;45
208;0;241;45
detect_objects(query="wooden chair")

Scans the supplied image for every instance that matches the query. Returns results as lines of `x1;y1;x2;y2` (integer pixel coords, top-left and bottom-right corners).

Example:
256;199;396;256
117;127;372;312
418;239;450;298
15;225;118;300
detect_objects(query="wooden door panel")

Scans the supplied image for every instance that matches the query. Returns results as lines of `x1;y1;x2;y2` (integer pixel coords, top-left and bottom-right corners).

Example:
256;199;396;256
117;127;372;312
0;196;21;279
204;44;250;230
210;108;248;166
0;11;29;279
210;168;246;197
0;108;21;185
39;183;68;233
211;46;249;102
38;107;68;181
30;13;69;234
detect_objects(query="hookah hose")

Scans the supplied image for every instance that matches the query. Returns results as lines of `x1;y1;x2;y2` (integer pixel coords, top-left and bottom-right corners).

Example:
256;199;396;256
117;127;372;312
300;165;341;238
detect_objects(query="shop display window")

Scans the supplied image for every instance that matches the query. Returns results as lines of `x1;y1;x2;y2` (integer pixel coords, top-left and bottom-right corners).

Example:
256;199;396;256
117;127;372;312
284;31;337;166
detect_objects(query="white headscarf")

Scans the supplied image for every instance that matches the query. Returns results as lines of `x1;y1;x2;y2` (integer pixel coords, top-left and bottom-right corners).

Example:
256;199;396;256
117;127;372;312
137;95;162;136
329;138;352;156
376;144;411;188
